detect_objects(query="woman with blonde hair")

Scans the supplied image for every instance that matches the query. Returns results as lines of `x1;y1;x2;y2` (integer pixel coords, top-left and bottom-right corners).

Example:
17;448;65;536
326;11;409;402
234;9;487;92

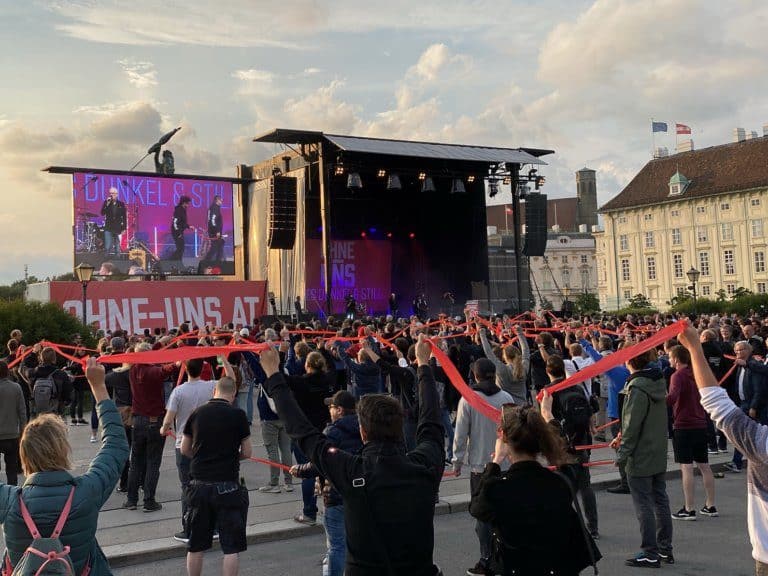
469;390;600;575
0;358;128;575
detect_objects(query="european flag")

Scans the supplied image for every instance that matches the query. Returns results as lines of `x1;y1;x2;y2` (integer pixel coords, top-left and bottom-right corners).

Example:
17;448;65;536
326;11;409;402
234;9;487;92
652;121;668;133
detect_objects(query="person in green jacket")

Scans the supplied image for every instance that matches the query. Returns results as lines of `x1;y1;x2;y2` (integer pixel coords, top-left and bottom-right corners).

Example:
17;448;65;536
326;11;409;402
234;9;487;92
0;357;129;575
613;350;673;569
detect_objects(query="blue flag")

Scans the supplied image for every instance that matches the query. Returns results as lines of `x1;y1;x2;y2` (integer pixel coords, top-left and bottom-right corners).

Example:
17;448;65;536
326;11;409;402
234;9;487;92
652;121;668;133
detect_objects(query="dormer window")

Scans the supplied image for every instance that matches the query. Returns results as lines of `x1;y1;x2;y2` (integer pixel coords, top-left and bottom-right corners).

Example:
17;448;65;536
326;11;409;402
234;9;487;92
668;170;691;196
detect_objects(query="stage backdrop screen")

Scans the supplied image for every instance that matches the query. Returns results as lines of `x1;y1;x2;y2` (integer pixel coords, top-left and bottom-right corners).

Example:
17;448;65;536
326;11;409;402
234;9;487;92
72;171;235;276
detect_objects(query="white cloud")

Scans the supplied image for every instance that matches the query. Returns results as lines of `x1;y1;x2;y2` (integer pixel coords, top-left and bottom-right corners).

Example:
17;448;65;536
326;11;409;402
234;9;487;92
283;80;360;134
232;69;277;96
117;58;158;88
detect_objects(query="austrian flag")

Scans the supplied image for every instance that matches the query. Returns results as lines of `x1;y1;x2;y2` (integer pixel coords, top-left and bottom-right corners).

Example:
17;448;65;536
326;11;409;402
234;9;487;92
676;123;692;135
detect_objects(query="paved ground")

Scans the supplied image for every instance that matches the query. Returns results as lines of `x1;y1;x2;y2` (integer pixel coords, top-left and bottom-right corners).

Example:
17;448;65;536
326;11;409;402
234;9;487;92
0;417;743;573
114;473;754;576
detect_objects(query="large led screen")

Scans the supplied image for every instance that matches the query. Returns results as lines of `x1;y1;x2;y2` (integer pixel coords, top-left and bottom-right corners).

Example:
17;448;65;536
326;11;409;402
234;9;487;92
73;171;235;276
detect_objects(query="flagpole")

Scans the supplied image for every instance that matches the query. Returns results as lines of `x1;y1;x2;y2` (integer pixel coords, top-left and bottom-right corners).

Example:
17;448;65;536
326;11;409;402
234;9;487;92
651;117;656;158
675;121;679;152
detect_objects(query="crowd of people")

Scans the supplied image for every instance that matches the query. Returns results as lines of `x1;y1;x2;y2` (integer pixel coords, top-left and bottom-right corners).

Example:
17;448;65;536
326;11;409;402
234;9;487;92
0;308;767;574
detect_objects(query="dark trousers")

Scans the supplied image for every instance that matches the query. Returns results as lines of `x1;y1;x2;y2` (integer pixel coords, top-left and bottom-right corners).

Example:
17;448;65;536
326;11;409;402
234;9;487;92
127;415;166;504
204;237;224;262
0;438;20;485
176;448;192;534
628;473;673;558
119;425;133;490
70;387;85;419
470;472;493;566
573;462;598;534
291;443;317;520
611;422;629;488
171;234;185;260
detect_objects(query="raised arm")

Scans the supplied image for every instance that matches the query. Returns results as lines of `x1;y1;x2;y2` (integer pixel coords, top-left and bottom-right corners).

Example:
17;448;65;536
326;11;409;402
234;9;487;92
479;329;504;371
408;335;445;478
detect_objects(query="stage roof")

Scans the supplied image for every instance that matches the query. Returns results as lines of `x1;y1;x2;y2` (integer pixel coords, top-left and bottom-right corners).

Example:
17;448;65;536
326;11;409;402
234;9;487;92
43;166;248;183
253;128;552;165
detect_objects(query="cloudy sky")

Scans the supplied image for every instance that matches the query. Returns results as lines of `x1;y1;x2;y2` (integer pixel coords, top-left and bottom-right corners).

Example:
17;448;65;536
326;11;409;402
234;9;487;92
1;0;767;284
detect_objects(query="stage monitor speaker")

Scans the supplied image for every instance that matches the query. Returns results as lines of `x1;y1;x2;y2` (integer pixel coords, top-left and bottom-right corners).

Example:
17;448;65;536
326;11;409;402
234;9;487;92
523;192;548;257
268;176;297;250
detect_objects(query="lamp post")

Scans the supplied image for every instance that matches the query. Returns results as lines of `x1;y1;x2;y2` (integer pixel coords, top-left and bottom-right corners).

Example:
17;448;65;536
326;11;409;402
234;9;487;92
74;262;95;326
686;267;700;317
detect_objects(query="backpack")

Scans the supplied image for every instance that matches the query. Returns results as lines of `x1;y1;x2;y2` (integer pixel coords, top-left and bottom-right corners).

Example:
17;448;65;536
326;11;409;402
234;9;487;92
33;376;57;414
2;487;90;576
558;387;593;448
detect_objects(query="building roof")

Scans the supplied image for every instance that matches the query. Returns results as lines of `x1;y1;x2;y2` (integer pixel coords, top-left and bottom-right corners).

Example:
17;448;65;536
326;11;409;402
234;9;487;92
600;136;768;212
253;128;552;165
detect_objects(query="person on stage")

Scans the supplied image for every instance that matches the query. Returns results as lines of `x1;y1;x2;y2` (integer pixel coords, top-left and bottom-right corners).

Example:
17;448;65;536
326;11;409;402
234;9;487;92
203;195;224;263
170;195;192;261
414;292;429;321
344;293;356;320
388;292;399;317
100;187;127;256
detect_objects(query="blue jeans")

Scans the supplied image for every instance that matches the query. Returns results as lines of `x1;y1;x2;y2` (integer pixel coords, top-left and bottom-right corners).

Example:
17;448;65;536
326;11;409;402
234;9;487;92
323;505;346;576
104;230;119;254
441;409;454;461
235;379;255;425
292;444;317;519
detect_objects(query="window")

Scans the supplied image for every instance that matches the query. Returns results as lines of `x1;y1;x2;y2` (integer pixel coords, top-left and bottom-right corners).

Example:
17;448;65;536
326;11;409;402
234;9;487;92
619;234;629;251
676;286;686;297
724;250;735;275
702;285;711;296
618;216;627;224
644;213;653;222
699;251;710;276
756;251;766;274
671;228;681;246
580;254;588;264
644;231;655;249
558;237;569;244
721;222;734;241
621;258;631;282
752;219;764;238
752;198;761;207
647;257;657;281
726;284;736;296
581;269;590;287
759;283;767;294
697;226;708;243
561;255;568;264
623;290;631;300
670;209;680;217
673;254;684;278
562;268;570;287
721;202;731;211
670;184;681;196
696;205;706;214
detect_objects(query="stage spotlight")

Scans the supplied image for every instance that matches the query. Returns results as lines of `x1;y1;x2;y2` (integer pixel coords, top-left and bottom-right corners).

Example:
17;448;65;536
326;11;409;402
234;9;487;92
386;174;402;190
409;232;416;239
377;169;386;178
421;177;436;193
334;164;345;176
467;175;476;183
360;231;367;238
386;232;393;238
347;172;362;189
450;178;466;194
369;227;377;233
418;172;426;180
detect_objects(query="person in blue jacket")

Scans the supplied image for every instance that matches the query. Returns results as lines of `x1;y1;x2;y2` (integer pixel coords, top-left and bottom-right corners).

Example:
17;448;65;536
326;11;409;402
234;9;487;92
580;336;631;493
0;357;129;575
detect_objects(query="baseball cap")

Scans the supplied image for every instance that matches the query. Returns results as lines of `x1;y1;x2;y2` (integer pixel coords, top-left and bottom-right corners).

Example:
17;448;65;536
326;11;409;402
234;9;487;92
239;328;250;337
324;390;356;411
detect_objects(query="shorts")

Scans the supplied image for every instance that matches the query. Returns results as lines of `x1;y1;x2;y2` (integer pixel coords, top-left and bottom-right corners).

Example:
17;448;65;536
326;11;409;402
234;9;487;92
673;428;708;464
187;480;249;554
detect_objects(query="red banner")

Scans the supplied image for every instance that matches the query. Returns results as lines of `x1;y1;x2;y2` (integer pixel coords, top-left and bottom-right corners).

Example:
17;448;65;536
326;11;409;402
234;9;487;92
305;239;392;314
47;280;267;332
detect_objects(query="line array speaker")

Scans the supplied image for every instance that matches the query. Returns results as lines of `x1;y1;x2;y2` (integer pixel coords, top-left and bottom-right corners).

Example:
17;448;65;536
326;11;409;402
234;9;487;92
268;176;297;249
523;192;548;257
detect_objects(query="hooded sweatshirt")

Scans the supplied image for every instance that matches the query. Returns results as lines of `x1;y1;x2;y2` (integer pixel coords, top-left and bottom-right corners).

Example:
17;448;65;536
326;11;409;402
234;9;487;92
452;378;513;473
616;366;668;477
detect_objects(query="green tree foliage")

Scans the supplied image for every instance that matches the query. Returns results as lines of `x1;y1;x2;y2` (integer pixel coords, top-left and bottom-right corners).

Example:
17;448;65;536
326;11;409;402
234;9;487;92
0;300;93;348
628;293;653;309
574;292;601;314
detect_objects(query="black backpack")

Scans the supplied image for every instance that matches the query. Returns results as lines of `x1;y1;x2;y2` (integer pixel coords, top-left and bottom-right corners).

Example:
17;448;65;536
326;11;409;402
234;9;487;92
558;386;593;447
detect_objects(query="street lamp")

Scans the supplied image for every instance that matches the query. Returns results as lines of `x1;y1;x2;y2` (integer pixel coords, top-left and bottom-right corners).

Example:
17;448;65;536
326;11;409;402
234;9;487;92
74;262;95;326
686;267;701;316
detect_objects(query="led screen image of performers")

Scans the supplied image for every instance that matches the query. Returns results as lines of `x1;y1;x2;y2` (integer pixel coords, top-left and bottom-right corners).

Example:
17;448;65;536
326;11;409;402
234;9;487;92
72;171;235;276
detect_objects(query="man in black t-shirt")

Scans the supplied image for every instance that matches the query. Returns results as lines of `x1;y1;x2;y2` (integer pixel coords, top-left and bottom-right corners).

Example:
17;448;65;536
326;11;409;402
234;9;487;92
181;376;251;576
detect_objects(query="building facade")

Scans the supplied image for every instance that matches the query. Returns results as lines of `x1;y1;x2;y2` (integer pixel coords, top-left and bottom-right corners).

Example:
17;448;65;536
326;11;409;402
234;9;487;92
528;229;597;310
595;135;768;310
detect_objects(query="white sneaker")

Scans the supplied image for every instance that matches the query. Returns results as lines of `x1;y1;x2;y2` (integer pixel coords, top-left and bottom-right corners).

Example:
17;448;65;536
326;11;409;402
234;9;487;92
284;484;294;492
258;485;281;493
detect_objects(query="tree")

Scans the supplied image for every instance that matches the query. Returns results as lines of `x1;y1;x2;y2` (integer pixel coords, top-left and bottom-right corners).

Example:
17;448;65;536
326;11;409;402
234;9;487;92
731;287;753;301
716;289;728;303
574;292;600;314
0;300;94;347
628;293;653;309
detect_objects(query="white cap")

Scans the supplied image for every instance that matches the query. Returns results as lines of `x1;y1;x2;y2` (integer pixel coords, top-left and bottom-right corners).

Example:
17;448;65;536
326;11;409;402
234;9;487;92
239;328;250;337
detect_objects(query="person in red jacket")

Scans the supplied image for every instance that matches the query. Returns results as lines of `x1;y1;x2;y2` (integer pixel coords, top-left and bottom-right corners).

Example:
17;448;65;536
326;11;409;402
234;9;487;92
667;345;718;520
